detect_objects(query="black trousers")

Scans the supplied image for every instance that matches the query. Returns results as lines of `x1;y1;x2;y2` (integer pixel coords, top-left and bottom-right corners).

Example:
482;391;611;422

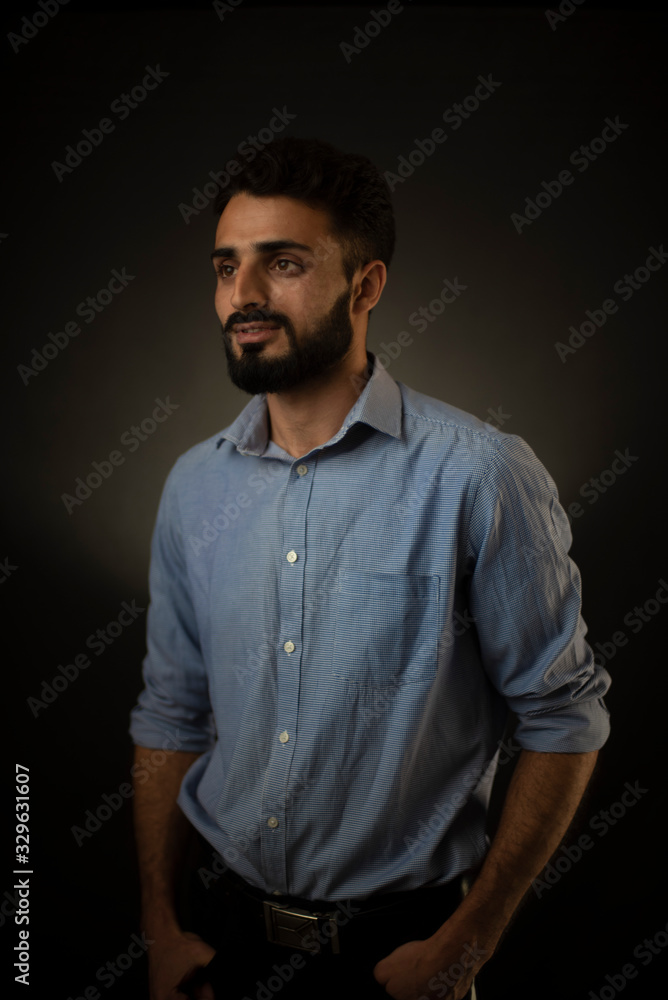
182;840;475;1000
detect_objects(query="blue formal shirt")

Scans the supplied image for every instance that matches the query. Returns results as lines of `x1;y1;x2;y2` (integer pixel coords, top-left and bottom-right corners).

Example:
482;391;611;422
129;350;611;902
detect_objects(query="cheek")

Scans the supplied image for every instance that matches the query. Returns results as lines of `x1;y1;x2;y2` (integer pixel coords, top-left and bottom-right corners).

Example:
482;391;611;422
268;287;300;323
270;281;298;311
275;274;326;318
214;286;230;319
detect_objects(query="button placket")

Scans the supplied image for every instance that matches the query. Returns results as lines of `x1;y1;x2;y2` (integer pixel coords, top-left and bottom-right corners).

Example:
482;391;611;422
259;455;317;893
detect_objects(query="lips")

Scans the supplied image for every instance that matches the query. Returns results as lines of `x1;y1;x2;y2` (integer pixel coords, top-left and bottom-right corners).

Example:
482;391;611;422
234;321;279;332
234;323;281;344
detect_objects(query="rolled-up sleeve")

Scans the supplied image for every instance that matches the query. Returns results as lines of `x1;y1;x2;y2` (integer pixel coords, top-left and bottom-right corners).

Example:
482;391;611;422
129;460;216;752
467;434;611;752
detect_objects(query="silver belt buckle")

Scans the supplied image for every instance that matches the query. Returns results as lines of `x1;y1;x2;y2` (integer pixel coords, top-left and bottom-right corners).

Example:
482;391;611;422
263;900;341;954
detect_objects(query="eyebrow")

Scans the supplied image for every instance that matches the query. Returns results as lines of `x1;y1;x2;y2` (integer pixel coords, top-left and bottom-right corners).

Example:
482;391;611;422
210;239;314;261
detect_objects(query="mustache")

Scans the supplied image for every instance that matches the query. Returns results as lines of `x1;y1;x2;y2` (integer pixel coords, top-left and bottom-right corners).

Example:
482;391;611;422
225;309;285;332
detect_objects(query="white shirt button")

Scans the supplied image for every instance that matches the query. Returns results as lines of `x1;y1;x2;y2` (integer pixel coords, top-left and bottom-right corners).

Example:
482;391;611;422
286;550;298;563
283;640;295;654
279;730;289;744
297;464;308;476
267;816;279;829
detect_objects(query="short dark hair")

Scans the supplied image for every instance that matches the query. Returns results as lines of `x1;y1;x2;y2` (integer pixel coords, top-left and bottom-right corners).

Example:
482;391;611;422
213;136;396;286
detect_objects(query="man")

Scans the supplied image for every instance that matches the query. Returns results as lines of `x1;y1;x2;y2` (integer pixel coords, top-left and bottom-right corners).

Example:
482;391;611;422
130;136;611;1000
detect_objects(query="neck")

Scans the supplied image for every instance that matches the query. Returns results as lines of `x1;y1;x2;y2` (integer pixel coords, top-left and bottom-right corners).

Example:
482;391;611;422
265;347;372;458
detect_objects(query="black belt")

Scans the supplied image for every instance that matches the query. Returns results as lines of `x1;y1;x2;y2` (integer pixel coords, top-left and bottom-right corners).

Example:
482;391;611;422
216;864;469;955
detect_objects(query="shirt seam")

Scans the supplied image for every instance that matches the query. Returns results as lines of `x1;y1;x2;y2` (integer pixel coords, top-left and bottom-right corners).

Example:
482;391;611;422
463;438;505;560
403;408;509;444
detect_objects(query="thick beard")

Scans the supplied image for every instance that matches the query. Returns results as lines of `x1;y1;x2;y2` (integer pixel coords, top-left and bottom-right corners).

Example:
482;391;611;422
221;286;355;396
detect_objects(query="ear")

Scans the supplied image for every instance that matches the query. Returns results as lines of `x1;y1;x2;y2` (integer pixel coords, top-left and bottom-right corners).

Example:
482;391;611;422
351;260;387;317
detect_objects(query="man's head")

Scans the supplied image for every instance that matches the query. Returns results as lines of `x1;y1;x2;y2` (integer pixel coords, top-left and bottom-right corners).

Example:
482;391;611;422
211;137;395;395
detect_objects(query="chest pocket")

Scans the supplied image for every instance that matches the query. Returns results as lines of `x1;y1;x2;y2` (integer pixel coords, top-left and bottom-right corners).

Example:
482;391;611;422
332;569;440;689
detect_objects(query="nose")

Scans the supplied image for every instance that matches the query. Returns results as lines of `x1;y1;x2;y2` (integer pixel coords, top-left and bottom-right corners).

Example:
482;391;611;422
229;262;270;314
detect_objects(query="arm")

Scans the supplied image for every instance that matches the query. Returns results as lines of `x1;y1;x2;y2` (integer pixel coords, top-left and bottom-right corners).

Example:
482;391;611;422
437;747;598;946
133;745;216;1000
130;463;220;997
374;748;598;999
374;438;610;997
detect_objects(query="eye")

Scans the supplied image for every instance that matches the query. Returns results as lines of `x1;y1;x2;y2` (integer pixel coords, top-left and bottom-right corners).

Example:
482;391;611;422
273;258;303;275
216;263;236;279
214;257;304;280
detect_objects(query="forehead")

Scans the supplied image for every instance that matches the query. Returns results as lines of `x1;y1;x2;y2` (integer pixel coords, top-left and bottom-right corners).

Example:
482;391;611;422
214;192;334;249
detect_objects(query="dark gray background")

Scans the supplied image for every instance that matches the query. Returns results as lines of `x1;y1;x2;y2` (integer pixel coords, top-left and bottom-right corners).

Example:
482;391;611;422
3;2;666;997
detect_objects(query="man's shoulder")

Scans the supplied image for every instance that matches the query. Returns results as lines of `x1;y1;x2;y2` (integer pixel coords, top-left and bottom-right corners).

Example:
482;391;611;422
394;378;548;481
395;380;556;505
164;428;230;487
397;380;511;449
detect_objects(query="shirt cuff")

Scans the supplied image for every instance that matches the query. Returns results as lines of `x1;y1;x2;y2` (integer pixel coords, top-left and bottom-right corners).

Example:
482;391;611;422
129;705;216;753
513;696;611;753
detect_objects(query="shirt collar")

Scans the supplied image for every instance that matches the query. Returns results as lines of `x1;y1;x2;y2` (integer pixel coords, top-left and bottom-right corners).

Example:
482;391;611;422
217;350;403;457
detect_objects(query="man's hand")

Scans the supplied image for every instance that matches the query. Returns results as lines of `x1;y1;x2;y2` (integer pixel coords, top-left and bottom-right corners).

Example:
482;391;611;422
373;749;599;998
132;746;213;997
372;916;490;999
148;929;217;1000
